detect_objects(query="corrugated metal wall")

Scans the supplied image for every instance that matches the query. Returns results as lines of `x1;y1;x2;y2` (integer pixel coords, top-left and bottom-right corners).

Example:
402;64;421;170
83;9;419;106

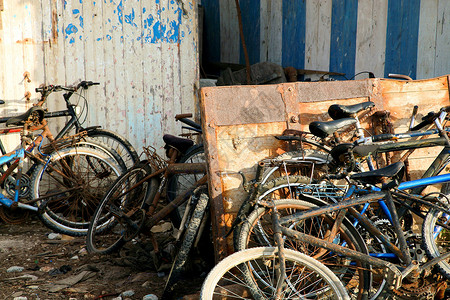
202;0;450;80
0;0;198;153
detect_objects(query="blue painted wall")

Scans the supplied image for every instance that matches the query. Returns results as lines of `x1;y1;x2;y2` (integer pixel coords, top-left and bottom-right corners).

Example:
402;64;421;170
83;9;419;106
201;0;436;80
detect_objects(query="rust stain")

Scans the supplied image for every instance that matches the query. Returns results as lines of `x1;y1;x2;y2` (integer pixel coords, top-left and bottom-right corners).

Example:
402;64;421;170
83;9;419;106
52;8;58;43
16;38;34;44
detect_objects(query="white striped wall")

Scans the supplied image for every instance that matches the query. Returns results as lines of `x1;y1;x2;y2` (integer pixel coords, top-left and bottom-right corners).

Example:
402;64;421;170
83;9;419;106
208;0;450;80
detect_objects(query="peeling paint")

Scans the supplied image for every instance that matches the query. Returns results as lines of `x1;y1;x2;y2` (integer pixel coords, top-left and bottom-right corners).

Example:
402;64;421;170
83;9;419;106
65;23;78;35
61;0;189;45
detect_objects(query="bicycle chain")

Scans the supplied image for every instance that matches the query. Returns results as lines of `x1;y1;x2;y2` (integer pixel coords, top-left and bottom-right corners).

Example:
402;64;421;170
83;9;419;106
392;277;441;299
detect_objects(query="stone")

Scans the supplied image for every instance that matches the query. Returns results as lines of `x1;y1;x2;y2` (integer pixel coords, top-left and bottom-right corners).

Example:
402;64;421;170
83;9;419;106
7;266;24;272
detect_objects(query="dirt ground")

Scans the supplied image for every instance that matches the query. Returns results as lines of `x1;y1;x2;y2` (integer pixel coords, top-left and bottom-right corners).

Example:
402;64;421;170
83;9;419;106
0;217;211;300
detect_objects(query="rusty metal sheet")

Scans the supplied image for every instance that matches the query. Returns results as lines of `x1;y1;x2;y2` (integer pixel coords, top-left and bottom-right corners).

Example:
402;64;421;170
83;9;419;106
202;85;287;126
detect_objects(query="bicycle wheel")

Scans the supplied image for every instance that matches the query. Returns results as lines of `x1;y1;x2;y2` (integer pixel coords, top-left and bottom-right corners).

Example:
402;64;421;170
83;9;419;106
235;198;371;300
423;207;450;279
233;175;348;246
167;144;206;227
76;139;127;171
200;247;350;299
261;148;331;184
31;146;126;236
86;161;159;254
163;190;209;298
84;128;139;170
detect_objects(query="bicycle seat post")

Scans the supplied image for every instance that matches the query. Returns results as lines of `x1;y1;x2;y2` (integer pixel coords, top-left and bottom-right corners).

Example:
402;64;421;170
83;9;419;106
383;189;412;266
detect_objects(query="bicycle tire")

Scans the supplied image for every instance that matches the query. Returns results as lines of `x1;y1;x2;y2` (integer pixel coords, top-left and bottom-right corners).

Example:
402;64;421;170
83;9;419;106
235;198;371;300
83;128;139;170
422;207;450;279
200;247;350;299
261;148;331;184
76;139;127;171
166;144;206;227
233;175;347;247
31;146;126;236
163;191;209;298
86;161;159;254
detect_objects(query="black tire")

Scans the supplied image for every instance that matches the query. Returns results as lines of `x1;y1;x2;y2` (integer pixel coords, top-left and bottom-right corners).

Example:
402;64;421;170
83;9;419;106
235;198;371;300
422;207;450;279
31;146;125;236
163;191;209;298
75;139;127;171
84;128;139;170
200;247;350;299
233;175;348;248
167;144;206;227
86;161;159;254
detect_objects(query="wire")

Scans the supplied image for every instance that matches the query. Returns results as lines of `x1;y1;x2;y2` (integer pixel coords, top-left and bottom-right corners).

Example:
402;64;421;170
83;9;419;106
350;71;375;80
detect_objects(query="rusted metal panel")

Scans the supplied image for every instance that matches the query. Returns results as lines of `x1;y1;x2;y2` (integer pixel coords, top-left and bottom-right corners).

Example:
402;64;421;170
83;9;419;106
0;1;199;154
201;75;450;259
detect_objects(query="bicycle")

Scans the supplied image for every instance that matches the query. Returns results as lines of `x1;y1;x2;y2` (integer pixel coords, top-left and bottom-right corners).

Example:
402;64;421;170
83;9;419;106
33;81;139;169
0;106;124;236
85;133;210;296
228;158;450;299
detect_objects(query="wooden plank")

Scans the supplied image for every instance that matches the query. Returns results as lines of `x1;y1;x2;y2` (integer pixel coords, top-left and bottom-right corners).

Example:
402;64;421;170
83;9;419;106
64;0;85;83
179;1;199;119
160;0;177;144
83;0;105;127
379;76;448;93
219;0;239;63
355;0;388;79
122;0;143;148
259;0;269;62
25;0;44;111
239;0;260;65
417;0;438;79
101;1;121;134
329;0;358;77
267;0;282;65
434;0;450;77
281;0;306;69
1;0;27;150
304;0;332;80
142;0;163;151
384;0;421;78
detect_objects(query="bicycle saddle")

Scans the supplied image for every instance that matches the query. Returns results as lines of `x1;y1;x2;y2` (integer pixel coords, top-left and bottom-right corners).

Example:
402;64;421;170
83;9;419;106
163;134;194;154
328;101;375;120
350;161;404;185
309;118;357;139
6;106;45;127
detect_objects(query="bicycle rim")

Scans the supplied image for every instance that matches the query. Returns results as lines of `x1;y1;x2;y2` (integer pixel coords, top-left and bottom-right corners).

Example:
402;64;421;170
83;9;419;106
86;162;156;254
201;247;349;299
32;146;125;236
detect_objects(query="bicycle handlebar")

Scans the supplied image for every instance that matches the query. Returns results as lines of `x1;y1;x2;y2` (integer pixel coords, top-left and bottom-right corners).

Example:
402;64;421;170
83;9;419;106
175;114;202;131
35;81;100;94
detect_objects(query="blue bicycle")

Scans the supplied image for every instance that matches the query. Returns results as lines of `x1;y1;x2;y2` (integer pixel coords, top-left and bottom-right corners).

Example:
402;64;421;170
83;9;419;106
0;106;124;235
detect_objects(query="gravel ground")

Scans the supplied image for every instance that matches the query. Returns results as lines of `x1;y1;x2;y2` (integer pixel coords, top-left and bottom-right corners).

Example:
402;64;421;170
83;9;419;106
0;217;211;300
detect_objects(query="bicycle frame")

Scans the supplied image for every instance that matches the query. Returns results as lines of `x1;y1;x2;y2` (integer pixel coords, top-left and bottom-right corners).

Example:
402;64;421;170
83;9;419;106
269;173;450;290
0;127;41;212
